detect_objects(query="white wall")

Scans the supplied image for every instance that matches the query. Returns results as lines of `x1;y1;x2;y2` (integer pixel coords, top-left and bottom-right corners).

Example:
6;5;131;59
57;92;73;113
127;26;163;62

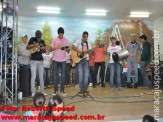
154;16;163;61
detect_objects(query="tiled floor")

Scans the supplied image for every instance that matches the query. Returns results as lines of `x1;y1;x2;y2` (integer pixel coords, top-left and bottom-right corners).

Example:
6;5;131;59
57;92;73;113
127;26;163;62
16;83;163;121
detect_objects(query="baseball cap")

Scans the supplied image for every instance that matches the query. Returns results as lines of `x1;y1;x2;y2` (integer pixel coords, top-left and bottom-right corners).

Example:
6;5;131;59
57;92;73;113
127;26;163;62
35;30;42;38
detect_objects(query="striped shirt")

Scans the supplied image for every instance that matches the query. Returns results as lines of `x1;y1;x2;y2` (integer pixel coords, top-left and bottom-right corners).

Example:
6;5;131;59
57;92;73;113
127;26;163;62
126;41;140;62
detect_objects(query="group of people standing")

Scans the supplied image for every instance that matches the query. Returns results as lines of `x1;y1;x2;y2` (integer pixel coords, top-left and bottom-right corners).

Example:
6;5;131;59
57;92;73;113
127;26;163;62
18;27;151;97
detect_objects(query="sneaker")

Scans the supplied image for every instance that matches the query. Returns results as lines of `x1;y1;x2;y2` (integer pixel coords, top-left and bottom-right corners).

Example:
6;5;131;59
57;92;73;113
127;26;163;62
110;88;114;92
42;92;47;96
52;91;58;96
60;91;67;95
47;85;50;88
32;92;35;97
118;87;123;91
89;83;93;87
38;86;40;90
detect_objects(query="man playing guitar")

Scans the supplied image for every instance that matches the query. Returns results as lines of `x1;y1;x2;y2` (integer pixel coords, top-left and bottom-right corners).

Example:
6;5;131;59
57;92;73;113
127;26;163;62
72;31;93;94
26;30;47;97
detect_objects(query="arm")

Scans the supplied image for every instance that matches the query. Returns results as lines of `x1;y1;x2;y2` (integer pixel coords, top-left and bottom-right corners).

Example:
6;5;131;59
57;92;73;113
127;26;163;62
49;44;61;51
49;59;53;66
72;45;82;54
26;43;39;50
108;52;110;59
18;53;25;56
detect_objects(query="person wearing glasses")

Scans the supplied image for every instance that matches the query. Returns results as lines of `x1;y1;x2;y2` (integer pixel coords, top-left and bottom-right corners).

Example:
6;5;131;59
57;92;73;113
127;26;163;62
126;33;141;88
26;30;47;97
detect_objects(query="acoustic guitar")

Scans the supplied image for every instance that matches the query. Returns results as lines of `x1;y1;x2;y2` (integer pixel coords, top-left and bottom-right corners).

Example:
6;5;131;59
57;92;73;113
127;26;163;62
71;48;95;64
30;45;47;54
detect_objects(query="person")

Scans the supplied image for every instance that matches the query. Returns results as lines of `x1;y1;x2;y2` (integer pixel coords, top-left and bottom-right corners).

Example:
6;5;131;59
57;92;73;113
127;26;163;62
50;27;69;95
65;48;71;87
88;52;95;87
93;39;106;87
139;35;151;89
72;31;92;93
18;35;30;66
26;30;47;97
45;94;64;122
24;92;46;122
42;48;53;88
126;33;141;88
122;62;135;87
142;115;157;122
17;34;31;97
107;37;122;91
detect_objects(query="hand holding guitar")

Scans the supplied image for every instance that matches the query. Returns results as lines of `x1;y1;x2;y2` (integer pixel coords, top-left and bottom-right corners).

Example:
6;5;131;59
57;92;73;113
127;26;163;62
34;43;39;48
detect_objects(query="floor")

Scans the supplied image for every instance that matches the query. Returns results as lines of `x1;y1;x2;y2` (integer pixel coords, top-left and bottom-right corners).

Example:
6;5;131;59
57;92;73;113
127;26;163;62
16;82;163;122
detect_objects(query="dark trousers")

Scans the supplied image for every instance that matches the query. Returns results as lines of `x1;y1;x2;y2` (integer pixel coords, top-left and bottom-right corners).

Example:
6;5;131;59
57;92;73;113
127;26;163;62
65;63;71;85
94;62;105;84
89;66;94;84
19;64;31;97
44;68;50;86
53;61;66;92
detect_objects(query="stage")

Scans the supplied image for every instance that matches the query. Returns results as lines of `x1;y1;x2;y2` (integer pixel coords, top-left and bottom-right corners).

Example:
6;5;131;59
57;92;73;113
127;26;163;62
18;82;163;121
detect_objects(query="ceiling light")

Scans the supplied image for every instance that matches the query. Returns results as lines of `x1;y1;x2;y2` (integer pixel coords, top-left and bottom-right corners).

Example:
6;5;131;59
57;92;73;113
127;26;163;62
37;6;60;14
130;14;149;18
130;11;150;18
37;10;60;14
86;12;106;16
86;9;107;13
37;7;60;11
130;12;150;15
86;9;107;16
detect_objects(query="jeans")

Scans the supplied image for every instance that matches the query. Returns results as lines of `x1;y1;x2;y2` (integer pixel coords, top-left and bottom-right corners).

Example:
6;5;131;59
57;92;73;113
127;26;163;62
94;62;105;84
75;65;79;84
19;64;30;68
30;60;44;93
77;60;89;91
127;61;138;83
65;63;71;85
122;72;128;86
44;68;50;86
110;62;121;88
53;61;66;92
36;68;40;86
140;61;149;87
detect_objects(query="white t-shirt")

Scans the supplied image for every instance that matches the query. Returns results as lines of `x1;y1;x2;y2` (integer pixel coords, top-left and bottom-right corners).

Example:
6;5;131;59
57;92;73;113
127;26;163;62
66;50;71;63
73;40;92;60
107;45;122;63
42;52;53;68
